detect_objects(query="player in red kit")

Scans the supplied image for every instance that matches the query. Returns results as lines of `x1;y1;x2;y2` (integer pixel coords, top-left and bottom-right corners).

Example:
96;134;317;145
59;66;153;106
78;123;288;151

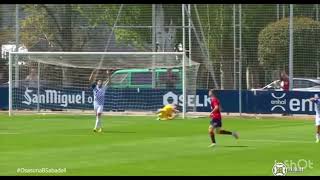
208;89;239;147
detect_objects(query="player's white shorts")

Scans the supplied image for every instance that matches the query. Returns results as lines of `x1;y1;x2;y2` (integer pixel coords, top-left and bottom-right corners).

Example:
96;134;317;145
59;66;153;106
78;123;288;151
315;117;320;126
94;102;104;114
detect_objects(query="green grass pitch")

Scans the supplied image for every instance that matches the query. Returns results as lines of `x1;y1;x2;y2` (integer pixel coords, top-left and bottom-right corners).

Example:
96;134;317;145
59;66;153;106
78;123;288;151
0;113;319;176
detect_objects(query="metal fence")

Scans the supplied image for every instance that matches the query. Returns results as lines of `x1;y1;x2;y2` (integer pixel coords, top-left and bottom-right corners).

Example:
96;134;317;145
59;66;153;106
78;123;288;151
1;4;320;104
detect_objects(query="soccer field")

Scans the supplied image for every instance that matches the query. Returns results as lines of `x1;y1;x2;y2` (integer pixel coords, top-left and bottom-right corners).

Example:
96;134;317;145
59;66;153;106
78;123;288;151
0;113;319;176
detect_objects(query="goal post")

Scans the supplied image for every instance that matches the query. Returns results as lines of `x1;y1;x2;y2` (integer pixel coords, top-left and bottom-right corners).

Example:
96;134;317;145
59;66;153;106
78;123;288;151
8;51;199;118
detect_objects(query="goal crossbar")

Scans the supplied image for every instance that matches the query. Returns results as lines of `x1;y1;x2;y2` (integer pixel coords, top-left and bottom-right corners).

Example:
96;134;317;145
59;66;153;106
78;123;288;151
9;52;185;55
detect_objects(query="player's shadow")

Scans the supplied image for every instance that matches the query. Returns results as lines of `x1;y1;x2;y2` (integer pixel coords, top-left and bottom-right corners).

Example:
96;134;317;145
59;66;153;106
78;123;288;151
222;145;249;148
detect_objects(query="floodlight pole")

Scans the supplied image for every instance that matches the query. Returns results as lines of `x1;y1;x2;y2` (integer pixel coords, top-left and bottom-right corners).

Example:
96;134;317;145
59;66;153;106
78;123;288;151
316;4;319;78
182;4;186;119
188;4;192;66
277;4;280;20
9;53;12;116
15;4;19;88
233;4;236;90
152;4;156;89
238;4;242;116
289;4;293;90
316;4;319;21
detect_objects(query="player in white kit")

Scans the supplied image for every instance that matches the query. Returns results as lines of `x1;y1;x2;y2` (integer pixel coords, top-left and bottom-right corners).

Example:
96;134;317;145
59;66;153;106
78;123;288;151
310;94;320;143
89;69;110;133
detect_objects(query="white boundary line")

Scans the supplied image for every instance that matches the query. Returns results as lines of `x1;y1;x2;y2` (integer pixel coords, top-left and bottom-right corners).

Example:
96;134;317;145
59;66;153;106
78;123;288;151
1;111;316;120
241;139;314;144
0;132;20;135
0;132;96;136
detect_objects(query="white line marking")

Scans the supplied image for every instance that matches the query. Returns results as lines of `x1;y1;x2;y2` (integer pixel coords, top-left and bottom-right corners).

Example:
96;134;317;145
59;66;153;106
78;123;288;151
61;134;94;136
241;139;313;144
0;132;20;135
0;133;96;136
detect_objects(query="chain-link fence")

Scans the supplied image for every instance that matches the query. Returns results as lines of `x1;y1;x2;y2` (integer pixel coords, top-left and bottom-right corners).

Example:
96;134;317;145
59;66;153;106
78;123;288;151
1;4;320;113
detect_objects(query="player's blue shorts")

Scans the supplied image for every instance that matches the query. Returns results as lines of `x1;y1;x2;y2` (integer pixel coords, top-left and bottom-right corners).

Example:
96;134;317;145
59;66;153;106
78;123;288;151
210;118;222;128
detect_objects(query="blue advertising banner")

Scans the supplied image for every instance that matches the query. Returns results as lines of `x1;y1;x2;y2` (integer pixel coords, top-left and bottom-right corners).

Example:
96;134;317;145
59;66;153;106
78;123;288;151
0;87;318;115
246;91;319;115
0;87;8;110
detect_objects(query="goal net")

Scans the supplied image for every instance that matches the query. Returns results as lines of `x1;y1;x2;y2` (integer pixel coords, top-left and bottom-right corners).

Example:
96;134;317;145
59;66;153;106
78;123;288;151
8;52;200;117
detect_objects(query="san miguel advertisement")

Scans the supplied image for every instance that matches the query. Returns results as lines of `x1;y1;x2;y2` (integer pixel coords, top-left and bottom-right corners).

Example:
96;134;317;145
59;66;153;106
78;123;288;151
11;87;93;110
21;88;90;108
0;86;318;115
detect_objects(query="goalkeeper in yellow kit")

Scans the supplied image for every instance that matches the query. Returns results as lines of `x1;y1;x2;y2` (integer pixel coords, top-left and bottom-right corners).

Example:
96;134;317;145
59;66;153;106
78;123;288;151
156;104;179;121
